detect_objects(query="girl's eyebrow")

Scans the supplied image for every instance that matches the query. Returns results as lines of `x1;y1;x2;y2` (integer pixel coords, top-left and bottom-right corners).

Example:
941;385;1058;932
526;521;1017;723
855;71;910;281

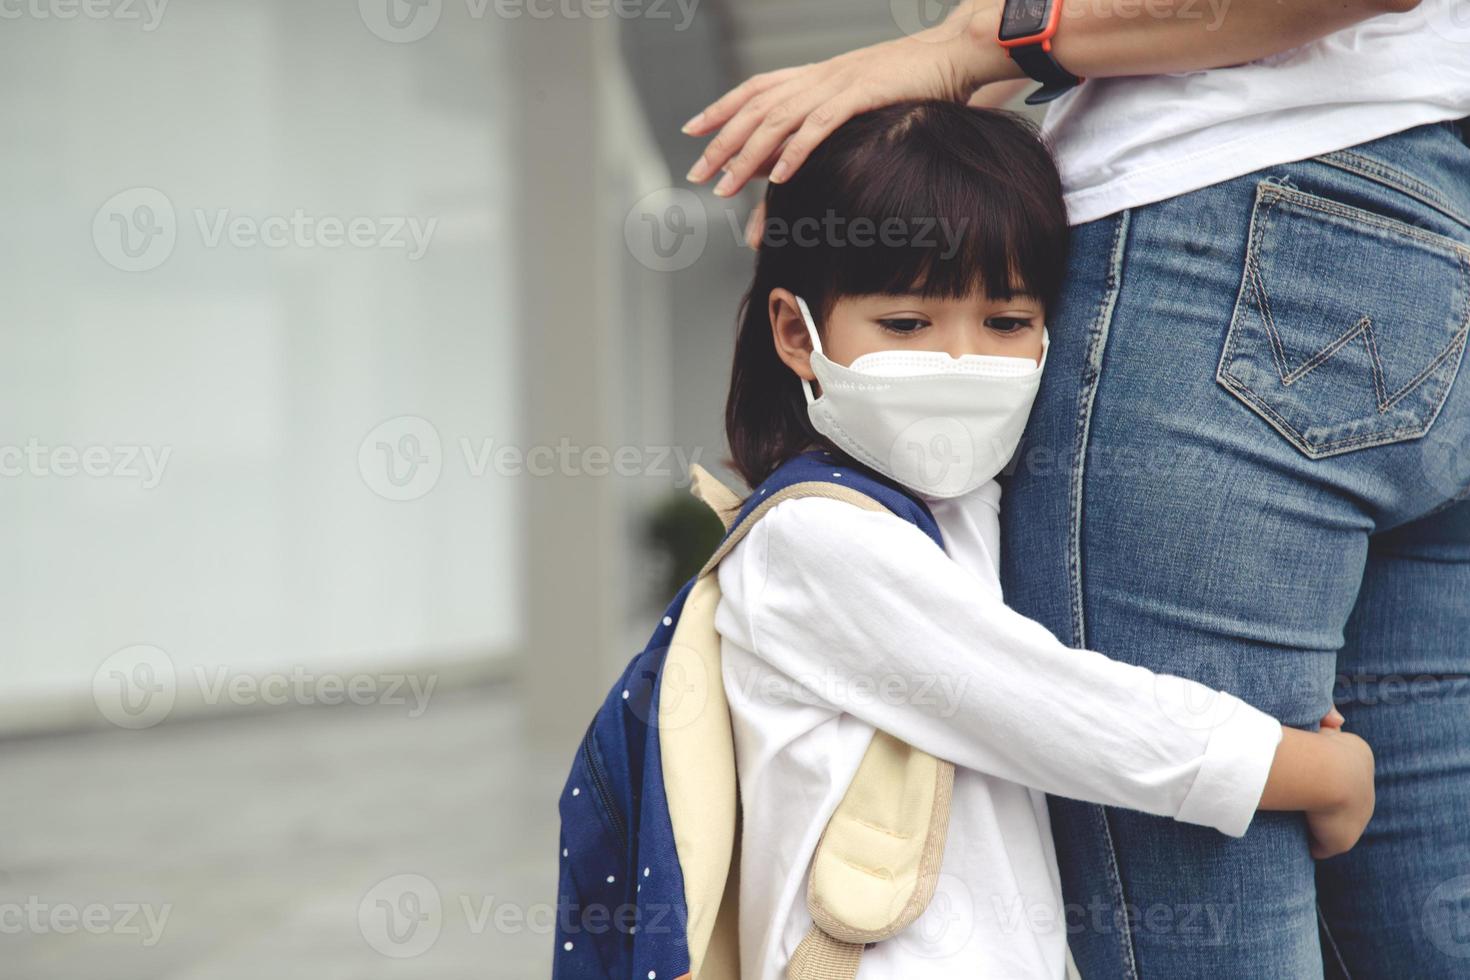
870;308;935;319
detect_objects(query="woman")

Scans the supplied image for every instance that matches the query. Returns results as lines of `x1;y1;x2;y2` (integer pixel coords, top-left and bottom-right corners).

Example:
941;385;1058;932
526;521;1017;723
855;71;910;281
683;1;1470;976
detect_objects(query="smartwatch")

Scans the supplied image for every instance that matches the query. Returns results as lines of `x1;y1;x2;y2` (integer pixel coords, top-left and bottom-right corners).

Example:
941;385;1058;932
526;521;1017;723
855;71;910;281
997;0;1082;106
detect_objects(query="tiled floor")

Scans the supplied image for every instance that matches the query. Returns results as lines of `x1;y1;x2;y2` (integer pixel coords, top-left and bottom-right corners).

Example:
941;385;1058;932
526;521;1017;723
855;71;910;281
0;686;562;979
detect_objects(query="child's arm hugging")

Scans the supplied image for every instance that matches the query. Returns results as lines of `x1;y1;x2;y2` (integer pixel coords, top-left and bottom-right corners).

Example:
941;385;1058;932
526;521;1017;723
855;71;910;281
716;496;1374;856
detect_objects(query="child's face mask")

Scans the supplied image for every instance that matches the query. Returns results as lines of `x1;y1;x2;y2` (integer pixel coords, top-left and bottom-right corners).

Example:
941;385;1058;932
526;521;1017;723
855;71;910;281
796;294;1048;500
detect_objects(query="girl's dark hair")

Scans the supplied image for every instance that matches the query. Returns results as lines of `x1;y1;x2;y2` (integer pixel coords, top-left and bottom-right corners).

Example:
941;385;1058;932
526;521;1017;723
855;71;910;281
723;100;1070;488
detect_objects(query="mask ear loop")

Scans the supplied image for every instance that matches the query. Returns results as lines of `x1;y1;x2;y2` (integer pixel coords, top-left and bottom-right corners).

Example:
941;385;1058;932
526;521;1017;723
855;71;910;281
794;295;823;406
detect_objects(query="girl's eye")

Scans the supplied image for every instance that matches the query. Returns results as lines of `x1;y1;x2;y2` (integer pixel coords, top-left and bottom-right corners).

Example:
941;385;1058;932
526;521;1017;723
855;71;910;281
985;316;1033;333
877;318;929;335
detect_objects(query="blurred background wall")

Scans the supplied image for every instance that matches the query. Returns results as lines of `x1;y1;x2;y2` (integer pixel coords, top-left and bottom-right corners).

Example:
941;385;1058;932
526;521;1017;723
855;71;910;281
0;0;948;976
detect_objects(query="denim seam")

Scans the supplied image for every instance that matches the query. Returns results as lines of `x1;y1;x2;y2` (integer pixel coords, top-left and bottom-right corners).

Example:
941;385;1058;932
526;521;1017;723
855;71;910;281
1215;184;1269;408
1219;190;1470;456
1070;210;1129;649
1071;209;1140;980
1259;184;1470;258
1317;904;1354;980
1315;149;1470;230
1246;189;1289;379
1357;318;1390;409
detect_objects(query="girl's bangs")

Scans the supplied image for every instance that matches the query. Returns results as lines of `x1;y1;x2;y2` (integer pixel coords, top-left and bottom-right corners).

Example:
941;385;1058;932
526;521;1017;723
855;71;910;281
824;156;1057;305
770;105;1068;313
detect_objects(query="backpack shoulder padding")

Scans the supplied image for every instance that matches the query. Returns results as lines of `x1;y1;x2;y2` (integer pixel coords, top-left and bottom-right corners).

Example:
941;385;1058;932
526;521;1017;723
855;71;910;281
696;451;943;579
668;458;952;980
657;565;739;980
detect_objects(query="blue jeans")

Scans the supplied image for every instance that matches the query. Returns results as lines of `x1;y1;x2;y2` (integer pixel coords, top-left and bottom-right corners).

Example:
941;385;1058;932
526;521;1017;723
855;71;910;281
1001;119;1470;978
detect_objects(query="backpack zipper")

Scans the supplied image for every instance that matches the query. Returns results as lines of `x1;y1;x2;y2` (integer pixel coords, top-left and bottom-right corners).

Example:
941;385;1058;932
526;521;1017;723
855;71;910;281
581;729;629;853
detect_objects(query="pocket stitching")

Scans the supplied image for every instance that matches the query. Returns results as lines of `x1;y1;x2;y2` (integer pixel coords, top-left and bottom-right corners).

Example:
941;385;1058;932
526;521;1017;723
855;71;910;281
1245;189;1292;381
1281;316;1370;390
1381;282;1470;413
1223;332;1467;453
1223;370;1457;456
1280;313;1462;416
1218;189;1470;457
1316;148;1470;231
1259;183;1470;258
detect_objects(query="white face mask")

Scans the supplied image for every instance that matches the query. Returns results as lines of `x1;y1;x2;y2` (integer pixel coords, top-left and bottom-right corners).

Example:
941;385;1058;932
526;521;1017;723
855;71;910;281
796;294;1048;499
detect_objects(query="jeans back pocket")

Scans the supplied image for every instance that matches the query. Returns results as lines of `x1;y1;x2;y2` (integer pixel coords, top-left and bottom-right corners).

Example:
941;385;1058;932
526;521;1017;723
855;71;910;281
1217;182;1470;458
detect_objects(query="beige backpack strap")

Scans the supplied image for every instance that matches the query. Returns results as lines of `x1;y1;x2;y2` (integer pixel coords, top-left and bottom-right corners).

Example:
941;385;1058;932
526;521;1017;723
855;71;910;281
674;465;956;980
786;928;864;980
697;478;912;579
787;732;955;980
661;570;740;980
689;463;743;530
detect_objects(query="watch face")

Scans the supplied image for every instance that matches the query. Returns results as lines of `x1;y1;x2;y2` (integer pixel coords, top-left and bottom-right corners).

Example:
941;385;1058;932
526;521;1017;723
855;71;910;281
999;0;1052;41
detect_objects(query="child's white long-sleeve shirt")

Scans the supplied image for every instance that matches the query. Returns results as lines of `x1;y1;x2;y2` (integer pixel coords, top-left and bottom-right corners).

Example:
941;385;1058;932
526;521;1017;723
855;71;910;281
714;476;1284;979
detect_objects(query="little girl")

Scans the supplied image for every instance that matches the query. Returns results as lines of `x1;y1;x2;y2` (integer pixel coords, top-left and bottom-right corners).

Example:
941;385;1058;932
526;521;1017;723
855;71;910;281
714;101;1374;977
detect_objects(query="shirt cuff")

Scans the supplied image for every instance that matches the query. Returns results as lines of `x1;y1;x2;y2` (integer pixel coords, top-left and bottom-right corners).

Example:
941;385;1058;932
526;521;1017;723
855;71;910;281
1173;695;1284;838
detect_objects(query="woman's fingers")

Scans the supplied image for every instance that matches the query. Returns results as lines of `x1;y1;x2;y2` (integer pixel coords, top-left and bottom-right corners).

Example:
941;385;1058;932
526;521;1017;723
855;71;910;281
710;83;846;196
692;80;804;189
769;89;874;186
687;75;823;191
683;27;973;194
1321;707;1346;730
684;87;782;184
682;65;806;140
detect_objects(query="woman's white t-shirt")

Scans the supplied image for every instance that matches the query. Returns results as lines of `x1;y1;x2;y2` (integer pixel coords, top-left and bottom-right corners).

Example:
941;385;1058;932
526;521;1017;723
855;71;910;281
715;476;1285;978
1042;0;1470;225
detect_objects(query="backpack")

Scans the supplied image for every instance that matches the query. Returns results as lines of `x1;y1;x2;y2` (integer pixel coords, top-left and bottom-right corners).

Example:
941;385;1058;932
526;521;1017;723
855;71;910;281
552;449;957;980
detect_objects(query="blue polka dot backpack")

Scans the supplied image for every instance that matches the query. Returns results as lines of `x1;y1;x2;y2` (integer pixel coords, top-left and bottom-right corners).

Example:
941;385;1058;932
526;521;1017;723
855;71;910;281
553;450;961;980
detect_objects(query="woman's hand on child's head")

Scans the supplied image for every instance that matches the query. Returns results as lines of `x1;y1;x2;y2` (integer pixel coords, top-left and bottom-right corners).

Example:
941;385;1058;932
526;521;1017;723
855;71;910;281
681;4;1018;198
1304;727;1375;861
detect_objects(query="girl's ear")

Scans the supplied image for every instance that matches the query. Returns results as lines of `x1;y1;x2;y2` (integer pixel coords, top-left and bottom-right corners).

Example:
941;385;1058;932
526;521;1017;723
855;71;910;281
768;288;817;382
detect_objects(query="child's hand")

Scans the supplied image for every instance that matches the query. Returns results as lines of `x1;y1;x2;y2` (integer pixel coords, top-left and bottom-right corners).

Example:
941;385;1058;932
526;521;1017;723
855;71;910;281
1303;716;1374;860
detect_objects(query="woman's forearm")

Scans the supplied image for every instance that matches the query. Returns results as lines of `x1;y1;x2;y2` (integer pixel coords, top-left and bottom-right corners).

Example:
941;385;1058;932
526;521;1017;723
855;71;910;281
682;0;1418;197
950;0;1418;92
